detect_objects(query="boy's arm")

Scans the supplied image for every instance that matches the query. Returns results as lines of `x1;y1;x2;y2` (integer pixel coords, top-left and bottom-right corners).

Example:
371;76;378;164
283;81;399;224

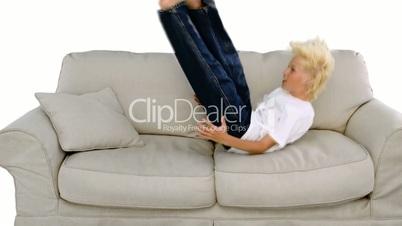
197;116;277;154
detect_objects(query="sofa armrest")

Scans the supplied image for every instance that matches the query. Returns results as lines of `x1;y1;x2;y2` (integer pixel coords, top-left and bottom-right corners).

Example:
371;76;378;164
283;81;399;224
0;107;66;216
345;98;402;218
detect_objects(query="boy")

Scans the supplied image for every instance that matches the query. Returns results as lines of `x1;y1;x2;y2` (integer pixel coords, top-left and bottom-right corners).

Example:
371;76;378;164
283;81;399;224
158;0;334;154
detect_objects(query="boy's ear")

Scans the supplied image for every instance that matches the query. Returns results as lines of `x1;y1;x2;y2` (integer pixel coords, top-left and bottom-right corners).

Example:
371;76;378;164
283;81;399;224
303;77;315;87
304;72;315;84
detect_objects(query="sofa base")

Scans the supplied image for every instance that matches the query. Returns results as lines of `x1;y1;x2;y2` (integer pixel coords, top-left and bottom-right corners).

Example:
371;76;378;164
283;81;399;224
215;218;402;226
15;215;402;226
15;215;213;226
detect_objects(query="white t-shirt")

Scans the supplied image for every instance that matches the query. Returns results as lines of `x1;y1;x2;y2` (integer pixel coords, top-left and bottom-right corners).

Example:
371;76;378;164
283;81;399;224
227;87;314;154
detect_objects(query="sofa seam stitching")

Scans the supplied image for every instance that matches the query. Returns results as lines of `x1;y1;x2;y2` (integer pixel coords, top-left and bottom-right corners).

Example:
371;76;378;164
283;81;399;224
63;164;215;178
61;164;215;178
343;98;373;135
59;194;215;210
215;151;370;175
217;190;372;209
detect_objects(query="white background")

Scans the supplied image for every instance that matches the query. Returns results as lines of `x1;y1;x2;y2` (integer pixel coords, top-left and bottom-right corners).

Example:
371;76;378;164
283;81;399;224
1;0;401;225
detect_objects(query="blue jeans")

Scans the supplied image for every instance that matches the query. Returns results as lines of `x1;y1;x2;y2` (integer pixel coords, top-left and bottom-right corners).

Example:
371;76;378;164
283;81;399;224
158;1;252;149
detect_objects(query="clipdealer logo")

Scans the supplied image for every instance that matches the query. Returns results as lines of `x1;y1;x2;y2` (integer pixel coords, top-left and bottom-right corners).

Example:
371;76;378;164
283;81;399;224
128;98;249;131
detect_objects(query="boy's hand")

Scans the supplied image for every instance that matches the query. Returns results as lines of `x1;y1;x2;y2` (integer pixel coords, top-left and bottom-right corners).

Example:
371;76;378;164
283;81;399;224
197;116;229;144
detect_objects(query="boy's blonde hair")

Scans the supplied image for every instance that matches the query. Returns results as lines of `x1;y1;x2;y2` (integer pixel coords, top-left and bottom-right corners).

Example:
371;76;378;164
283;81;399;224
289;37;335;101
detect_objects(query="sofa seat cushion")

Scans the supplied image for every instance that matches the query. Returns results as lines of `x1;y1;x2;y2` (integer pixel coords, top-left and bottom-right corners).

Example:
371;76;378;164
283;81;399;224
214;130;375;208
58;135;215;209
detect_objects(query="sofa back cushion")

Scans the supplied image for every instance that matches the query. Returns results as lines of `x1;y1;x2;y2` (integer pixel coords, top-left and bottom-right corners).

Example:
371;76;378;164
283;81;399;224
239;50;373;133
56;50;373;136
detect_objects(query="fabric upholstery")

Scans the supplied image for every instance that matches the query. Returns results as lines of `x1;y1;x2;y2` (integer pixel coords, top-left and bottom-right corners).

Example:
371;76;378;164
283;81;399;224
35;87;144;152
345;98;402;218
214;130;374;208
15;217;213;226
58;135;215;209
55;50;373;136
57;51;201;137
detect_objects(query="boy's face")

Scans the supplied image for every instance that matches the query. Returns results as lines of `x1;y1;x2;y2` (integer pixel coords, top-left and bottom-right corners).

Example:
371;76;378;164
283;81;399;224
282;56;310;96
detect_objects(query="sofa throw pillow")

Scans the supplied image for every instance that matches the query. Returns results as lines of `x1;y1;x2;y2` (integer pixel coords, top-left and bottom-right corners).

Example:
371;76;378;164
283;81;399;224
35;87;144;152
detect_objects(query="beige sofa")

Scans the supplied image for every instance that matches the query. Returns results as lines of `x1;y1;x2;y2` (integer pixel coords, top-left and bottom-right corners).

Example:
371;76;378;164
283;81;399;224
1;49;402;226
